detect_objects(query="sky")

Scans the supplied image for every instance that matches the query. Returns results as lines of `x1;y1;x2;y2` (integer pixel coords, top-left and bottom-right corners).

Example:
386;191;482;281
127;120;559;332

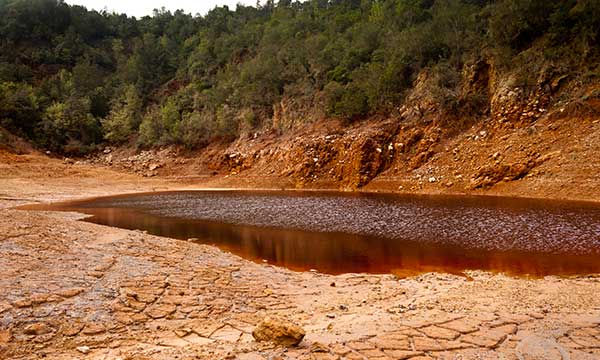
64;0;260;18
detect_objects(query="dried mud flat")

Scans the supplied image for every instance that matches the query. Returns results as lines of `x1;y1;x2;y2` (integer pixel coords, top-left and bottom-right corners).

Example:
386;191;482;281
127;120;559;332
1;155;600;359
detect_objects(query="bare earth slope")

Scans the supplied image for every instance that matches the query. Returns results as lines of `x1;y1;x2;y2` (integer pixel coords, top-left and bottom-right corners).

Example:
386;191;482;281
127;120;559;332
84;100;600;203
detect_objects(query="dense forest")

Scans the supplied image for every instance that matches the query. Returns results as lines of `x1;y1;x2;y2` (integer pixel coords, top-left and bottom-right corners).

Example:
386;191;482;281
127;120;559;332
0;0;598;154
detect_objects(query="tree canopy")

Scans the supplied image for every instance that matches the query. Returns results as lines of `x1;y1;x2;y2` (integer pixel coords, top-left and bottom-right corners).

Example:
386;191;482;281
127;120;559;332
0;0;598;153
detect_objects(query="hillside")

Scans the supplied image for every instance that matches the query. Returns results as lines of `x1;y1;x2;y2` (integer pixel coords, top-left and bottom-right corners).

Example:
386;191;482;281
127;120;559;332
0;0;599;198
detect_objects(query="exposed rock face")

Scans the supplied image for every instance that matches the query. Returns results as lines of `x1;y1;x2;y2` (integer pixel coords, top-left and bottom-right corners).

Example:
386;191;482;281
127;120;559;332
470;161;535;189
252;317;305;346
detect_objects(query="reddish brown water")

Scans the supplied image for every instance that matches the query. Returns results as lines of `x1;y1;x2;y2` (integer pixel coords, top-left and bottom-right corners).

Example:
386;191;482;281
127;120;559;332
22;191;600;276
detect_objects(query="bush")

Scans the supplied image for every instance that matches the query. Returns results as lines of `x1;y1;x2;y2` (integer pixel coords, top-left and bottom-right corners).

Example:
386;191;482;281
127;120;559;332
180;111;215;149
138;107;163;146
215;105;238;140
102;85;142;143
488;0;556;51
324;81;369;119
137;99;182;146
0;82;40;137
36;96;101;151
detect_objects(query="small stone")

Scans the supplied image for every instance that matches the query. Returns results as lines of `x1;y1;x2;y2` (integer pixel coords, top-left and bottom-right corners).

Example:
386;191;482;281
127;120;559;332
61;322;84;336
77;346;91;354
30;294;50;304
82;323;106;335
13;299;32;308
311;342;330;353
252;317;305;347
24;323;53;336
87;271;104;278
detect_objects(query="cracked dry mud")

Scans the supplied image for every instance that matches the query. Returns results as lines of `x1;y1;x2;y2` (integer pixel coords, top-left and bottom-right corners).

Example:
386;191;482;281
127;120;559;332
0;159;599;359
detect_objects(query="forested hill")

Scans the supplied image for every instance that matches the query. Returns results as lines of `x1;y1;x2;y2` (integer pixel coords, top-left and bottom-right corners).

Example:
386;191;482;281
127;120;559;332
0;0;598;154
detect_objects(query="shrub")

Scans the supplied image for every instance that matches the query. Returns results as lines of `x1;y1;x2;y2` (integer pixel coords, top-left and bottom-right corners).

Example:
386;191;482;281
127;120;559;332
0;82;40;137
324;81;369;119
102;85;142;143
36;96;101;151
137;99;182;146
138;107;163;146
180;111;215;149
215;105;238;140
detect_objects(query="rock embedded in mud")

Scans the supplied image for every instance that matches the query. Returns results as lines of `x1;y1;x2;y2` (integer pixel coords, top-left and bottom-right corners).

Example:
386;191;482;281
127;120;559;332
252;316;305;346
57;288;84;298
77;346;91;354
23;323;53;336
12;299;32;308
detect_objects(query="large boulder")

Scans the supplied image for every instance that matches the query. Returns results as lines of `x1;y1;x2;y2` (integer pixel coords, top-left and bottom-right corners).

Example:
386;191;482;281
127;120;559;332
252;316;305;347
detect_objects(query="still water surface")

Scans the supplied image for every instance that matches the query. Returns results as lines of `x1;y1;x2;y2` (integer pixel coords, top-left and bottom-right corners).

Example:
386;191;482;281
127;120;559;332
24;191;600;276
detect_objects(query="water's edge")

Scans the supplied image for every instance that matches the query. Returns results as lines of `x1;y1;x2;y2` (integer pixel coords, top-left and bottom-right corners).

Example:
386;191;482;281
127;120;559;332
20;190;600;277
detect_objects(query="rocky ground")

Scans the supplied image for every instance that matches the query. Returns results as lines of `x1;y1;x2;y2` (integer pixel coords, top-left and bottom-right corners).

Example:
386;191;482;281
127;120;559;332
77;100;600;204
1;153;600;359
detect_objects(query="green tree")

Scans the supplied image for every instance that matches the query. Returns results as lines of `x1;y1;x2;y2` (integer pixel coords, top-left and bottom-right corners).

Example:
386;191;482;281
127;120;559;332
102;85;142;143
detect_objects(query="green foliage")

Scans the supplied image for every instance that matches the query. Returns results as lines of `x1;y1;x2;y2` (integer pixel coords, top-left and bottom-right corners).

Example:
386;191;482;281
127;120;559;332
37;96;101;152
102;85;142;143
0;0;597;151
138;108;162;146
324;81;369;119
215;105;239;140
180;111;215;149
138;98;183;146
0;82;40;137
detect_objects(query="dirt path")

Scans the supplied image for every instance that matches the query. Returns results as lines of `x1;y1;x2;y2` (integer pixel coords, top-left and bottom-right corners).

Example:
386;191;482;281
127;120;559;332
1;154;599;359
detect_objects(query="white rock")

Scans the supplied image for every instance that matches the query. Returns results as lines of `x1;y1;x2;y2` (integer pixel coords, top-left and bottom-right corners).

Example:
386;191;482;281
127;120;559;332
77;346;91;354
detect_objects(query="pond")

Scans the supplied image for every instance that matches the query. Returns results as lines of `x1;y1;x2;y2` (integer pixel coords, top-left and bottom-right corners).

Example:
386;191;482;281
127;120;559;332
22;190;600;277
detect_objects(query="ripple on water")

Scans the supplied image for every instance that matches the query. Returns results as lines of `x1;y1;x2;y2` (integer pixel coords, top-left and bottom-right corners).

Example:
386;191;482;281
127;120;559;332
27;191;600;276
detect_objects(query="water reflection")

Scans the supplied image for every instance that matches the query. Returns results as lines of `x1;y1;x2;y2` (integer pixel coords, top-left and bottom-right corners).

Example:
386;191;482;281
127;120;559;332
22;191;600;277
